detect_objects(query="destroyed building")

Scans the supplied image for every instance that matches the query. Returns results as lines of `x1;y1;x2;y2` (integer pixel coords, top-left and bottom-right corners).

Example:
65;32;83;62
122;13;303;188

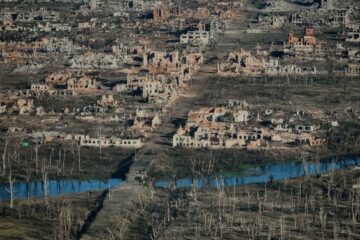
283;28;323;56
67;76;98;92
173;101;327;150
218;49;317;77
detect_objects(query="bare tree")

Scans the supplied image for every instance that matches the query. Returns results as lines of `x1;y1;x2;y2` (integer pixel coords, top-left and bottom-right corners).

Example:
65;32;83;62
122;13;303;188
41;163;49;205
62;149;66;176
2;140;8;176
56;201;72;240
34;143;39;175
76;142;81;172
25;169;31;204
6;170;15;209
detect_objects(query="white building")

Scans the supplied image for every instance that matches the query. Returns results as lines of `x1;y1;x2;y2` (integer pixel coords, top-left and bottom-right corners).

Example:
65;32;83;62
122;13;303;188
180;31;210;46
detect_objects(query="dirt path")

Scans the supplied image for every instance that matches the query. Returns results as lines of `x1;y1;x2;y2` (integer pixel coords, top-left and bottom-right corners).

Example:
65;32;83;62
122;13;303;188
79;16;247;239
79;71;218;240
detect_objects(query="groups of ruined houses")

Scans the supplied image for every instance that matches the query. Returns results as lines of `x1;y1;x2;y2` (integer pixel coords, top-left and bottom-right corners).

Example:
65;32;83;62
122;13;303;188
0;98;34;115
246;1;360;76
0;43;205;148
24;47;203;109
1;20;71;32
334;39;360;76
112;49;203;104
218;25;360;77
173;100;327;150
264;8;350;29
336;32;360;76
86;0;161;12
218;48;317;77
30;75;97;97
69;53;122;69
1;8;60;22
0;0;229;71
0;37;74;64
25;131;143;149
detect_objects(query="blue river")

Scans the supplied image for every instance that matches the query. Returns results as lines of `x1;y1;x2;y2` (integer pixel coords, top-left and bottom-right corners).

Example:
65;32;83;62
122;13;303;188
0;155;359;201
154;155;360;188
0;179;124;201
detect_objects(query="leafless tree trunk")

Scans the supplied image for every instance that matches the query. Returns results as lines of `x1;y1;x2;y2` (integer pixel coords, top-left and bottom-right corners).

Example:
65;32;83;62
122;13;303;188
41;164;48;205
319;207;327;239
301;155;308;177
35;144;39;175
2;140;8;176
50;148;54;170
56;201;72;240
57;150;61;175
333;221;339;240
279;216;285;240
25;169;31;204
6;170;15;209
76;142;81;172
62;149;66;176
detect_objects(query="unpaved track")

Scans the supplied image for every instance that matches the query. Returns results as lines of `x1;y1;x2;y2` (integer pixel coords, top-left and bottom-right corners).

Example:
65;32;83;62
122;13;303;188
79;71;218;239
79;15;248;239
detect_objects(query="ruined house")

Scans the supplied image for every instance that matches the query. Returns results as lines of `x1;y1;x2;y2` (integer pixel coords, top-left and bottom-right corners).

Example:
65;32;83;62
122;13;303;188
31;83;49;92
27;131;143;149
88;0;161;11
45;70;72;85
289;8;350;27
218;49;317;77
321;0;333;9
172;103;257;149
214;2;244;20
34;37;73;53
173;100;326;149
180;16;221;46
97;95;120;108
36;106;46;115
133;108;161;132
180;30;210;46
67;76;98;91
16;99;33;114
69;53;122;69
152;4;182;23
80;136;143;149
0;103;7;114
7;127;24;133
283;28;322;55
3;8;60;22
121;49;203;103
346;30;360;43
345;63;360;76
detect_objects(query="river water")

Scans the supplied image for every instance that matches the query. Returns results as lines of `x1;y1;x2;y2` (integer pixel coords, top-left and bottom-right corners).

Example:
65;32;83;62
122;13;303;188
154;155;360;188
0;155;359;201
0;179;124;201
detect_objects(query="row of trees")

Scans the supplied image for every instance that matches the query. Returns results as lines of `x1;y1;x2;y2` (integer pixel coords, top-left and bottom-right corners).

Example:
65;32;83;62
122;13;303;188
0;138;84;209
130;169;360;239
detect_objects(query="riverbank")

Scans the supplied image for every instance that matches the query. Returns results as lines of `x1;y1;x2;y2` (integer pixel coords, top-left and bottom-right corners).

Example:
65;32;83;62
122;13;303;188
112;164;360;239
0;191;103;240
153;155;360;188
147;145;360;180
0;141;134;184
0;148;135;238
